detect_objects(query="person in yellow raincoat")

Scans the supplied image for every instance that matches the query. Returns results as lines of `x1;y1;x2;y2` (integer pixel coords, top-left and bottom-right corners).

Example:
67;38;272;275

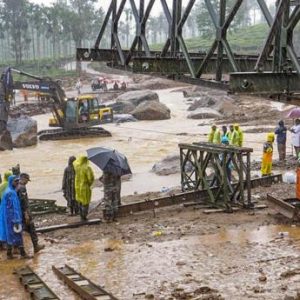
73;156;94;221
261;133;275;176
231;124;243;147
208;125;221;144
0;170;12;200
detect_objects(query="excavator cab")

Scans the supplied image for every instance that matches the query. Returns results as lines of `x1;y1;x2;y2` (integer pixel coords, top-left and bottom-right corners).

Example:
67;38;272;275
49;94;113;128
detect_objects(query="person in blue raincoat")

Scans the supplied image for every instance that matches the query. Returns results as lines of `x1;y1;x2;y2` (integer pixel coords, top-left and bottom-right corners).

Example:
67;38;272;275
0;175;30;259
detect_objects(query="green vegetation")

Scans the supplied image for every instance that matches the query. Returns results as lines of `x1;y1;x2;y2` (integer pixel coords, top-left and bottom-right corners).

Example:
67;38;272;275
150;24;269;54
0;57;77;80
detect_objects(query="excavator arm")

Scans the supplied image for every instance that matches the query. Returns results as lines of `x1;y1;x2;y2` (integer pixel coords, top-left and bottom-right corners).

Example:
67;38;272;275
0;67;112;144
8;68;67;128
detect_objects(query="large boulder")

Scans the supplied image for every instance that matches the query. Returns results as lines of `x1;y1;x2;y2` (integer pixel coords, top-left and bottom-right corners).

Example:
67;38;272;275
187;96;217;111
114;114;137;123
7;116;37;148
215;98;236;117
152;154;193;176
0;130;13;151
111;101;136;114
116;90;159;106
187;108;222;119
132;101;171;120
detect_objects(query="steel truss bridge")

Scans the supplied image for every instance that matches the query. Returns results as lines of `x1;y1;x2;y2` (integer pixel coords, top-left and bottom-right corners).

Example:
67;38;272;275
77;0;300;99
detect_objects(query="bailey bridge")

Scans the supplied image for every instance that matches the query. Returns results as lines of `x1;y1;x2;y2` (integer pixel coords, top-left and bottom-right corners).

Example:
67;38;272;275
77;0;300;101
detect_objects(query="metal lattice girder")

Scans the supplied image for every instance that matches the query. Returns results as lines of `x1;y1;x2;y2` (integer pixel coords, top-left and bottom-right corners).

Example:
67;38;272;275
131;55;274;75
256;0;300;73
179;142;253;209
195;0;243;80
229;71;300;96
77;0;300;94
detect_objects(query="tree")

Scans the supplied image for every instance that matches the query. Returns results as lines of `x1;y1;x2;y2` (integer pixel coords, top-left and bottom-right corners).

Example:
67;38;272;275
195;0;254;38
67;0;100;72
0;0;30;65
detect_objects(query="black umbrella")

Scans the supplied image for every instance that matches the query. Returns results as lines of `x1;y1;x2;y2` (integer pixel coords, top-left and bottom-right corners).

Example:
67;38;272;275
87;147;132;176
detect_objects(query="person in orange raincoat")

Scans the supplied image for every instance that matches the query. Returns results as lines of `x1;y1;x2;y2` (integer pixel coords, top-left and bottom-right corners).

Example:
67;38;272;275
261;133;275;176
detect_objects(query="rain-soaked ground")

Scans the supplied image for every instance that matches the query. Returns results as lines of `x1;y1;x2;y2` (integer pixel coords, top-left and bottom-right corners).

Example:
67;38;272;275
0;88;293;206
0;223;300;300
1;69;299;299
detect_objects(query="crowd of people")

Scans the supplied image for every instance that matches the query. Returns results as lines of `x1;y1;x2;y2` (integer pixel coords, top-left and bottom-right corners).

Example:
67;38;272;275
62;155;122;222
0;156;122;260
208;123;244;147
0;168;44;260
208;120;300;177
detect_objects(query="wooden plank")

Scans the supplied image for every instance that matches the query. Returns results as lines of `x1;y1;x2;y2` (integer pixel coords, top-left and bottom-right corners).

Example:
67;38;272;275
36;219;101;233
203;207;240;214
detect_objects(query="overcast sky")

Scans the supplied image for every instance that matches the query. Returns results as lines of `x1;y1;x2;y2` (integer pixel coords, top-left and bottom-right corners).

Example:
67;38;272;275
28;0;172;15
28;0;273;16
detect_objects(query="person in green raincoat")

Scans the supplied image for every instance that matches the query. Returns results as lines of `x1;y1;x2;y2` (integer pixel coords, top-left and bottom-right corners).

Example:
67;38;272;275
73;156;94;221
0;171;12;200
0;170;12;250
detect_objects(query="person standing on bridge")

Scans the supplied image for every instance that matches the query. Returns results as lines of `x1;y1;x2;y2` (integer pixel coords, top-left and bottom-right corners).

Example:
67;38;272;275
17;173;45;254
231;124;243;147
74;156;94;221
62;156;79;216
208;125;221;144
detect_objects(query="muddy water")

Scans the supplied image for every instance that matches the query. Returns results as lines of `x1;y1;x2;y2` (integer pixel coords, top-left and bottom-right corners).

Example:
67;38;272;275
1;224;299;299
0;88;292;206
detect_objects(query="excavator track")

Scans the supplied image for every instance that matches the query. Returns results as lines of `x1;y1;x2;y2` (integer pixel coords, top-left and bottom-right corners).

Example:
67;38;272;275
38;127;111;141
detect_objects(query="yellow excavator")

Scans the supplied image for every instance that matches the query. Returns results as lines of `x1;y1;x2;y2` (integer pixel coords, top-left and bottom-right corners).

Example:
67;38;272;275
8;68;114;140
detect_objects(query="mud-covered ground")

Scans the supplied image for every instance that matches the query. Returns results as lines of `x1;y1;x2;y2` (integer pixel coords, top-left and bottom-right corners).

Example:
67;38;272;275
3;182;292;299
2;65;300;299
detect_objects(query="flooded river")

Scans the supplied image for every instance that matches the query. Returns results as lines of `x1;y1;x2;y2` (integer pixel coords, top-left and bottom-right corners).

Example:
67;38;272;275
0;224;299;299
0;88;291;206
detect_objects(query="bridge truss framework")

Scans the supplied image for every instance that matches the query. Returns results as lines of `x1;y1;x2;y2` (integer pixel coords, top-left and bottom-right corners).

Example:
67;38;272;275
77;0;300;98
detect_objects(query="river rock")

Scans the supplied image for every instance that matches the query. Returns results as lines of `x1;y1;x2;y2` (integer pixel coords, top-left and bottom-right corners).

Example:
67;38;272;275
113;114;137;123
0;130;13;151
187;96;217;111
187;108;222;119
132;101;171;120
7;116;37;148
116;90;159;106
216;98;236;117
152;154;192;175
110;101;135;114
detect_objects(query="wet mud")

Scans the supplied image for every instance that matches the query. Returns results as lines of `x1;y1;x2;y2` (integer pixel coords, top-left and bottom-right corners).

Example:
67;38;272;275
1;223;300;300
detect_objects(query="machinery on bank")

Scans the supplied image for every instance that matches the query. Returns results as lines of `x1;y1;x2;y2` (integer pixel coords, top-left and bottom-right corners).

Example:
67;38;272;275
0;67;113;141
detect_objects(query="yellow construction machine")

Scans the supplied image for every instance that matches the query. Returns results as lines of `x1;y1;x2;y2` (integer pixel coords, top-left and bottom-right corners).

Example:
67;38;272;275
6;68;114;140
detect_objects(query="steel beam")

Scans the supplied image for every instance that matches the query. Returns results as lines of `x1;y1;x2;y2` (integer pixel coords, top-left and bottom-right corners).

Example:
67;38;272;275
131;55;273;74
267;194;300;220
229;71;300;95
116;174;282;216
